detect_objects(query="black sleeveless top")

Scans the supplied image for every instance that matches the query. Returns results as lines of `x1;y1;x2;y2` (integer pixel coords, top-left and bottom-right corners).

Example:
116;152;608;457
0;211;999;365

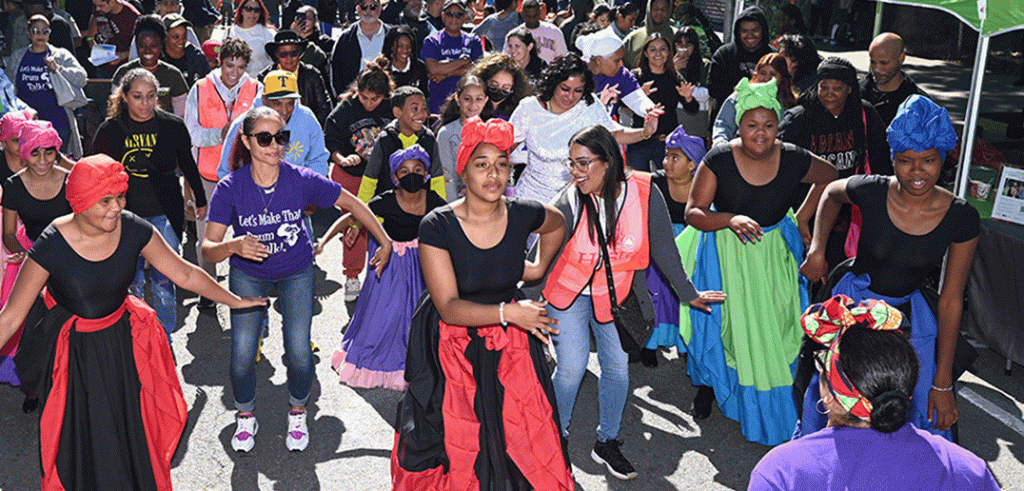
29;211;156;318
652;170;688;226
419;199;546;305
2;174;73;241
703;142;813;226
848;175;980;298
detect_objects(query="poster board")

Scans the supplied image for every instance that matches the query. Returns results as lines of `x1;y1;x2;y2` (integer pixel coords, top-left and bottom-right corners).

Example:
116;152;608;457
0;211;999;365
992;166;1024;226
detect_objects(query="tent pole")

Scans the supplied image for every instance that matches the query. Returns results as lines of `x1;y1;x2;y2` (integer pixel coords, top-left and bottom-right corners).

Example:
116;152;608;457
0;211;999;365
873;1;884;38
955;34;989;199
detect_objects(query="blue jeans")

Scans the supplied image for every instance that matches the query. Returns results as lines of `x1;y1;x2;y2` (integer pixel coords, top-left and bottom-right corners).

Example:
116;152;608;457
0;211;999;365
229;264;315;412
626;137;667;172
548;295;630;442
131;215;178;343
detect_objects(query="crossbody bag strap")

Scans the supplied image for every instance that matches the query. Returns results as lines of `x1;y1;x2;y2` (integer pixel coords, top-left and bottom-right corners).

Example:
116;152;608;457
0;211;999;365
584;193;619;314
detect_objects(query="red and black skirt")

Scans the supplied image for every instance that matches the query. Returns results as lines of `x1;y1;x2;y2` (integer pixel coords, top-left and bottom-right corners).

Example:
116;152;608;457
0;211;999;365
391;294;574;490
15;293;187;491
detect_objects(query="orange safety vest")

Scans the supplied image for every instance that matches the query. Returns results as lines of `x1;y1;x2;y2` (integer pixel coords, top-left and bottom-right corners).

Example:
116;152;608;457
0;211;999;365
544;172;651;323
196;77;259;181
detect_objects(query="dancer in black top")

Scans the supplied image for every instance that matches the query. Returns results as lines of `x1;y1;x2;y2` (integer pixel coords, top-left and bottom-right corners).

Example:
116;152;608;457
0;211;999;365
0;155;264;491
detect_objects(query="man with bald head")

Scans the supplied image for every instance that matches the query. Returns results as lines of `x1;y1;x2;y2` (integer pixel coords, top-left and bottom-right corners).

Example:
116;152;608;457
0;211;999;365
861;32;928;125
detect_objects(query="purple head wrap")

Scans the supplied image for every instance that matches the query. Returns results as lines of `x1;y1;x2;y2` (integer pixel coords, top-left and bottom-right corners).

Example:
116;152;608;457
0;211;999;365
665;125;706;166
388;144;431;184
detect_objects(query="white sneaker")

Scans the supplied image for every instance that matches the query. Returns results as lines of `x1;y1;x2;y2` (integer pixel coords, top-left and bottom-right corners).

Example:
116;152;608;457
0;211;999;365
344;277;361;302
286;411;309;451
231;414;258;452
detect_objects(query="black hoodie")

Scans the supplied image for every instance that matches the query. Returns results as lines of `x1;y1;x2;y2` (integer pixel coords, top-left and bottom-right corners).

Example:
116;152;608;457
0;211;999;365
707;6;775;105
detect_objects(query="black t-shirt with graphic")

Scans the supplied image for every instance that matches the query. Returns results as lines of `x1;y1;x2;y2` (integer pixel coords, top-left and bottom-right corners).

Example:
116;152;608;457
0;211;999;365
120;116;163;217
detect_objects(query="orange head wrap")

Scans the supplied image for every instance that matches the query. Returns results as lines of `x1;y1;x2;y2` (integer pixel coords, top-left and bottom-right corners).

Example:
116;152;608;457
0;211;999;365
456;117;515;175
67;154;129;214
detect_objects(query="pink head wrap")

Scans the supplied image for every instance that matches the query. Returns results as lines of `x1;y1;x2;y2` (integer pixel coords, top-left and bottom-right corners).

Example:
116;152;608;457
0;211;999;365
67;154;129;214
18;120;62;164
456;117;515;175
0;109;35;142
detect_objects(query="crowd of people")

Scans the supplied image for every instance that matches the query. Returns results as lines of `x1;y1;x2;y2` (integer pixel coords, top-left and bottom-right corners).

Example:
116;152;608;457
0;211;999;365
0;0;1007;489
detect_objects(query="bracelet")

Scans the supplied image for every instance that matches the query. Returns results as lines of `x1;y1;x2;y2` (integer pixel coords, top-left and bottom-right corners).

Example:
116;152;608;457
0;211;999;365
931;384;954;392
498;302;508;327
641;127;650;140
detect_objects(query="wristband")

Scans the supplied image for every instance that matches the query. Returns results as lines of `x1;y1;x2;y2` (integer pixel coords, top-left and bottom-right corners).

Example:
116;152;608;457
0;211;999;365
641;127;651;140
498;302;507;327
931;384;953;392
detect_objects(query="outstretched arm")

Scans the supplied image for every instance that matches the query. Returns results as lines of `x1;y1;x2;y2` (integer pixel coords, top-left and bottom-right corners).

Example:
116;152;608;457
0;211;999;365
334;187;392;276
144;229;266;309
0;259;48;348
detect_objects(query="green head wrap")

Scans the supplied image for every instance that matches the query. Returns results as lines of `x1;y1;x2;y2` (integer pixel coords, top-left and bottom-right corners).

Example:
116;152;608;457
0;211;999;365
734;78;782;126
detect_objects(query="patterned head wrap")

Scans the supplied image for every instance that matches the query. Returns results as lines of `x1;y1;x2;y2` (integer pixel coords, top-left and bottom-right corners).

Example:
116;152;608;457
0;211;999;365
665;125;706;166
734;78;781;125
575;27;623;62
388;144;431;184
887;94;958;162
18;120;61;164
67;154;130;214
801;295;904;421
456;117;515;175
0;109;34;142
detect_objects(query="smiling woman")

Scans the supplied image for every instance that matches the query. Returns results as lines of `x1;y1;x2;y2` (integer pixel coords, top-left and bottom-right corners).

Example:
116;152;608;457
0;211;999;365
111;15;190;116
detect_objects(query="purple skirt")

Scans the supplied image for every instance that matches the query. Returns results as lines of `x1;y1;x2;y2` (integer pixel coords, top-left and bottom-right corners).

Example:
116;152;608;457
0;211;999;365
332;236;424;390
644;261;686;353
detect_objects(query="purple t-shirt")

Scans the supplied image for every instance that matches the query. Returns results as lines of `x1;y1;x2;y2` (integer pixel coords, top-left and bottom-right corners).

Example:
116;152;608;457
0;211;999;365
749;424;1001;491
594;65;640;115
421;30;483;114
15;50;70;141
208;162;342;280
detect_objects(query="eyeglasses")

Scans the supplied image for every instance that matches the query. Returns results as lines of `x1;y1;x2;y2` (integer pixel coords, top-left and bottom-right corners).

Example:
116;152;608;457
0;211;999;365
276;49;301;58
565;157;599;171
443;10;465;18
245;130;290;147
30;28;51;36
242;5;262;12
358;3;379;10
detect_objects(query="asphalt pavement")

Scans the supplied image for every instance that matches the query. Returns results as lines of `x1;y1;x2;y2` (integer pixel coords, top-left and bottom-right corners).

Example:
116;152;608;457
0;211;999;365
2;46;1023;491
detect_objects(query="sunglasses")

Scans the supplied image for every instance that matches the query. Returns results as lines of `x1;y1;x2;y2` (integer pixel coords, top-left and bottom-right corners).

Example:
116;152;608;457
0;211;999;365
245;130;290;147
242;5;262;12
30;28;51;36
276;49;301;58
358;3;378;10
444;10;465;17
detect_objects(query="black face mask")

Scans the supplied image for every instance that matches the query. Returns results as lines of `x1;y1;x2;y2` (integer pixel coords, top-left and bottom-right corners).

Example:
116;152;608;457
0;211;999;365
398;172;425;192
486;86;512;104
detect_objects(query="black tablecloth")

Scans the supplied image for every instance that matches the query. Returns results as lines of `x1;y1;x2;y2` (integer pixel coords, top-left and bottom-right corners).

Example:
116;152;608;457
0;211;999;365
963;219;1024;366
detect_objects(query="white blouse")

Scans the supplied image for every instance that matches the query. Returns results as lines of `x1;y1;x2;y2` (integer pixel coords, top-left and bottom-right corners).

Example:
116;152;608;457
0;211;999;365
508;96;623;205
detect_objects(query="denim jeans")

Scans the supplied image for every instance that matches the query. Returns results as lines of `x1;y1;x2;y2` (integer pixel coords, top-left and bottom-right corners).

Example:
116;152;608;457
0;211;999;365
229;264;315;412
626;137;667;172
131;215;178;343
548;295;630;442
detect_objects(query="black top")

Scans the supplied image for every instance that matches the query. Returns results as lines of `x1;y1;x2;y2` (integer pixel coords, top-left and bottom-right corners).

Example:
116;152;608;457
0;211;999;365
29;211;156;319
324;96;394;177
860;72;927;126
2;174;73;241
848;175;980;298
389;58;430;98
419;199;546;305
631;69;691;137
651;170;688;225
368;189;446;241
0;153;15;182
778;99;892;178
703;142;812;226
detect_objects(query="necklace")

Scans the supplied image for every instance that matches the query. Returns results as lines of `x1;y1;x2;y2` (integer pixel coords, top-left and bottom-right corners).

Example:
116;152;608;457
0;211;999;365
253;167;279;213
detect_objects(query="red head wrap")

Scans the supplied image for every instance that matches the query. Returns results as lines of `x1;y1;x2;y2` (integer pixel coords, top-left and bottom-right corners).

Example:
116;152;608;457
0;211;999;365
0;109;34;142
801;295;904;421
67;154;130;214
18;120;62;164
456;117;515;175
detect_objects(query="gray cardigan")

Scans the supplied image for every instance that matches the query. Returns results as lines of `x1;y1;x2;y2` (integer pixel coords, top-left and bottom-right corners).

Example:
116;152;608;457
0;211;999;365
4;44;86;159
523;175;700;323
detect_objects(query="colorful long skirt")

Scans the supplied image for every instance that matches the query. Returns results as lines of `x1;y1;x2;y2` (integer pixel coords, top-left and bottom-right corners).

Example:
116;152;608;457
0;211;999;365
644;223;691;352
332;237;423;391
391;296;574;490
677;215;809;446
15;292;187;490
0;224;31;386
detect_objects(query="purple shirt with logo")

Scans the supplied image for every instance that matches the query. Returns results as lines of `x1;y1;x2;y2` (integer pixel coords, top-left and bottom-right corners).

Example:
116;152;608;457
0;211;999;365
594;65;641;116
421;30;483;114
208;161;342;279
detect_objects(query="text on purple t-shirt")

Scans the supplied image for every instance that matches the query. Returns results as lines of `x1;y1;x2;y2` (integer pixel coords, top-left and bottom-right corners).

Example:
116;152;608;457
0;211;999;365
421;31;483;114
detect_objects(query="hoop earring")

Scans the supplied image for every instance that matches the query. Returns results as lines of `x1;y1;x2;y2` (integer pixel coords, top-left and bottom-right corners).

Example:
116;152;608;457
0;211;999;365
816;398;830;415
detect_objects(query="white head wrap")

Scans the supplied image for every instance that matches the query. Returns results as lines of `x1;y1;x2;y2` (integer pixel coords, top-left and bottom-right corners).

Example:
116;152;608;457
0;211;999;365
575;27;623;62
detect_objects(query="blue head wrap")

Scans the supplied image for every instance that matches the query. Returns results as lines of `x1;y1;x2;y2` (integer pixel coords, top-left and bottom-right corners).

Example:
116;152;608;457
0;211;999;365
389;144;431;184
886;95;958;161
665;125;706;166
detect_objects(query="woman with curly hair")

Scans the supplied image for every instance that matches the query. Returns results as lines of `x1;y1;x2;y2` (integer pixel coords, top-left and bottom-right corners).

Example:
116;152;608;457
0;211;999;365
508;53;660;205
379;26;429;95
466;52;533;120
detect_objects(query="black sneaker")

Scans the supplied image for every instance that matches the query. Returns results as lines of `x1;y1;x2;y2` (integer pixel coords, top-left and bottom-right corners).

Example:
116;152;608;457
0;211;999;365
691;385;715;420
592;439;638;480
